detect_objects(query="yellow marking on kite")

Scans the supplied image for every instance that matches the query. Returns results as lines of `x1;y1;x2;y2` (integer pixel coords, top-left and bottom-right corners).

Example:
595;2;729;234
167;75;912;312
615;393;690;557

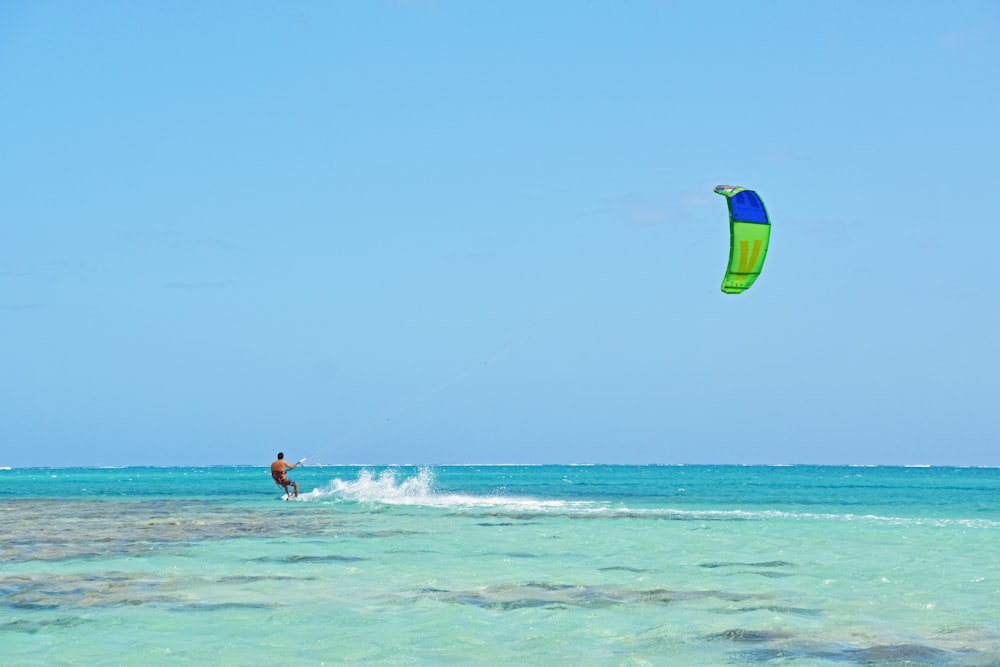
737;239;763;274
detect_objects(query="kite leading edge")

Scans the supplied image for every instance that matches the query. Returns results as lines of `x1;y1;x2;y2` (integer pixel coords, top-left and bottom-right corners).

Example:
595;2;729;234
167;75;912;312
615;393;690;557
714;185;771;294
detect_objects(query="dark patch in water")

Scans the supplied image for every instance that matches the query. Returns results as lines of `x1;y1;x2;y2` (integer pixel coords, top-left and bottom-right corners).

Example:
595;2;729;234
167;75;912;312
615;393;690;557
527;582;578;591
700;561;796;569
351;530;424;539
178;602;274;611
712;629;793;642
598;566;647;573
476;522;516;526
287;554;366;563
0;499;341;563
217;575;314;583
250;555;366;563
716;605;821;617
740;570;796;578
0;616;90;633
0;572;233;610
428;583;765;611
737;642;977;666
636;589;675;603
849;644;966;663
457;596;555;611
670;589;758;602
9;601;62;611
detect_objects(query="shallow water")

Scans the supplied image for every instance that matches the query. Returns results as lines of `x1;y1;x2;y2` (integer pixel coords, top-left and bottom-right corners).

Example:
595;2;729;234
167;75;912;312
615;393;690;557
1;465;998;665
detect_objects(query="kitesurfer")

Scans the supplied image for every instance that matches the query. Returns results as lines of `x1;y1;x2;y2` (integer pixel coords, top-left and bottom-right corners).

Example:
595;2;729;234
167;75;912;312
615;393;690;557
270;452;300;498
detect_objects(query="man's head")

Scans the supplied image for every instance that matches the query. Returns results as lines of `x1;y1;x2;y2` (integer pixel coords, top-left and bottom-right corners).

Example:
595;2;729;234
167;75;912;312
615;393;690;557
277;452;284;460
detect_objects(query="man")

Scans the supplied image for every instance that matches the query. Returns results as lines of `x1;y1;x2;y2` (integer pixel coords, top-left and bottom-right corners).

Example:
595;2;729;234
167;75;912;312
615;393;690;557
270;452;300;499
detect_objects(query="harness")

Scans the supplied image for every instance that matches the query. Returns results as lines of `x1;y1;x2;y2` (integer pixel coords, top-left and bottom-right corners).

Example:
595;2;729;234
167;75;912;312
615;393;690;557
271;469;287;485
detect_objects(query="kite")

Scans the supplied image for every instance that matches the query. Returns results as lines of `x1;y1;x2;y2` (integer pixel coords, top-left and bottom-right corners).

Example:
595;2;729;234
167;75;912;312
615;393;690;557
714;185;771;294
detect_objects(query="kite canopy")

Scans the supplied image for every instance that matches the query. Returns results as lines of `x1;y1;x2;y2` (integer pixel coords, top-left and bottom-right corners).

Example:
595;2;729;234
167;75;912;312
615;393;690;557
714;185;770;294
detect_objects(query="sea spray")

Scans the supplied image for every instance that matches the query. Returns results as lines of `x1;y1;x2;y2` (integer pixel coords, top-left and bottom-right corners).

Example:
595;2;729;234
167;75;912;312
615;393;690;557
333;465;437;504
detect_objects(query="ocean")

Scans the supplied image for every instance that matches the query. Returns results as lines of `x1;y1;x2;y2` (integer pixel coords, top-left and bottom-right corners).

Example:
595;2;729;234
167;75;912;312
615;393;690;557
1;465;998;666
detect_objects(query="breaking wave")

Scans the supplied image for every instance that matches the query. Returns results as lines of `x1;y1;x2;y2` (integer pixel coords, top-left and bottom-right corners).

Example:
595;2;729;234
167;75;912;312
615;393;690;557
299;467;580;511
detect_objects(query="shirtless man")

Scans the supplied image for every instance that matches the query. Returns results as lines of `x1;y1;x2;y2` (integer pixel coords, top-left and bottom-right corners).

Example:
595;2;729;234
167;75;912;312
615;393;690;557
270;452;300;498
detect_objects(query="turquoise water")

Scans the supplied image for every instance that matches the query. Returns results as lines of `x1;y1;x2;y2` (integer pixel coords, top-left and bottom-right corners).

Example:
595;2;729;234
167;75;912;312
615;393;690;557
2;465;998;666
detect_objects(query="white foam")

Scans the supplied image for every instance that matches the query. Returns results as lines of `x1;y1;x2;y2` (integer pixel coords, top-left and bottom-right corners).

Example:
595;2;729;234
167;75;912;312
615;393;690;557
289;468;1000;528
298;467;576;511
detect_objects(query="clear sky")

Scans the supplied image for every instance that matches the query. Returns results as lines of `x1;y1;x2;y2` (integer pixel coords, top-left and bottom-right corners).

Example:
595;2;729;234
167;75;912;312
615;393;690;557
2;1;998;467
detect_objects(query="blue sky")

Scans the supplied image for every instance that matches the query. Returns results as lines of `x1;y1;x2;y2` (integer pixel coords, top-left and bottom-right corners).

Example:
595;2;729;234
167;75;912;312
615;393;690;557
2;1;998;467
